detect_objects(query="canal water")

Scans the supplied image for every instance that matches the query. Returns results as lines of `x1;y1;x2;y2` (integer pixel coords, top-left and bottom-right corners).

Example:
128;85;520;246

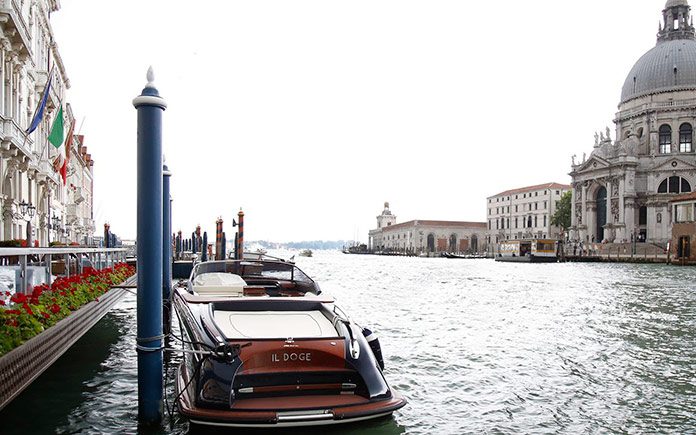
1;251;694;434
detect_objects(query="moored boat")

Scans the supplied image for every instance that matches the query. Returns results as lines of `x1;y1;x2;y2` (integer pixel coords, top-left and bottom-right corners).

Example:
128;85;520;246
172;259;405;428
495;239;558;263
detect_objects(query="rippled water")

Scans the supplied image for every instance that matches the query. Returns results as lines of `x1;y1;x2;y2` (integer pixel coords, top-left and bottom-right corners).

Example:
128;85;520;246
1;252;695;434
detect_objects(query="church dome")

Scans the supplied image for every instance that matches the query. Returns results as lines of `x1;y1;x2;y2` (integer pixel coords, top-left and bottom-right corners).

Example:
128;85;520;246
620;0;696;104
666;0;688;8
620;39;696;104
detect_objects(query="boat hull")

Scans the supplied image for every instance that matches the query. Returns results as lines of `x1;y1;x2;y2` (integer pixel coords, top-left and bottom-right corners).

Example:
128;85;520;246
176;364;406;428
495;255;557;263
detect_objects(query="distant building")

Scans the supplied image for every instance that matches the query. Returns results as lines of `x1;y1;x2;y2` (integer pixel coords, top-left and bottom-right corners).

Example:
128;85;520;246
368;202;487;254
485;182;571;250
570;0;696;245
670;192;696;264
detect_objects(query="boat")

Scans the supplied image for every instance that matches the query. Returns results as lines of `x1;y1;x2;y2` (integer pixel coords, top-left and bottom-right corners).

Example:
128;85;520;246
172;259;406;428
495;239;558;263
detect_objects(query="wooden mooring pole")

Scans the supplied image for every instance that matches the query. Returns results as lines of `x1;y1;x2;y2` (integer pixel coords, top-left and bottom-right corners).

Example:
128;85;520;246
133;67;166;426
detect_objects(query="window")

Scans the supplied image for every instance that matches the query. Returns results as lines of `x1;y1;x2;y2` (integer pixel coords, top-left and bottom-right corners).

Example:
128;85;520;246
489;208;491;215
515;217;518;228
535;203;538;210
544;215;547;227
680;123;693;152
527;216;532;227
515;205;518;212
544;201;547;209
523;194;526;198
501;219;505;230
659;124;672;154
534;216;538;227
658;176;692;193
535;192;538;197
675;203;694;222
488;220;491;230
496;219;499;230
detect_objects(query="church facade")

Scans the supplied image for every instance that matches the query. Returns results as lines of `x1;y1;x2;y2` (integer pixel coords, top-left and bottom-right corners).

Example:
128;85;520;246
570;0;696;245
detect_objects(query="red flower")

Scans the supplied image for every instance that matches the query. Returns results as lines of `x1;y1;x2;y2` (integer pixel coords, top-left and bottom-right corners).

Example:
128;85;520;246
0;300;5;306
42;312;50;319
5;309;21;315
22;303;34;316
10;293;27;304
50;304;60;314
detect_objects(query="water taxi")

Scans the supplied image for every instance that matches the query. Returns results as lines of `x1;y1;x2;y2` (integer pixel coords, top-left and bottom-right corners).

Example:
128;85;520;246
495;239;558;263
172;259;405;428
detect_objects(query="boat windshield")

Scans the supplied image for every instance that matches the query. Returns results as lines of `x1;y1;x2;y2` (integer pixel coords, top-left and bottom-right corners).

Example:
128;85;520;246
191;260;318;293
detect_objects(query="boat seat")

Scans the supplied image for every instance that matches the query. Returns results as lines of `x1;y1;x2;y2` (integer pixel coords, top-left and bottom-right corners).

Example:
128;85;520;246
193;272;247;296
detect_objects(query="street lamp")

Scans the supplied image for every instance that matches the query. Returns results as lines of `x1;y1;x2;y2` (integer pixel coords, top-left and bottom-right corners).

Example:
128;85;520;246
18;201;28;216
27;205;35;218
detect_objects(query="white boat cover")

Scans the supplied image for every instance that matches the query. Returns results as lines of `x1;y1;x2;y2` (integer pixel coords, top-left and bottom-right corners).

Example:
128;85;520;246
213;310;337;339
193;273;247;296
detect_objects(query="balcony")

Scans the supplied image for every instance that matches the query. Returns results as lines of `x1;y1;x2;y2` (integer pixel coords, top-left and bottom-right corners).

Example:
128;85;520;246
0;116;34;159
0;0;32;57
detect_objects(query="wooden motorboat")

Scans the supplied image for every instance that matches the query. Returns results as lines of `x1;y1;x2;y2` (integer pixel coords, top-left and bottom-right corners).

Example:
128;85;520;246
172;259;405;428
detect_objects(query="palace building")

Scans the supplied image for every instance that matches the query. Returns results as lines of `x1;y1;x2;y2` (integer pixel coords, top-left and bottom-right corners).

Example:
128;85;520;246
0;1;95;245
570;0;696;245
485;182;571;250
368;202;487;254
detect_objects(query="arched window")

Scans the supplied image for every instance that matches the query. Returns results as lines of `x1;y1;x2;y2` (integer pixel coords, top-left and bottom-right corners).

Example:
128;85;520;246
659;124;672;154
658;176;692;193
680;123;693;152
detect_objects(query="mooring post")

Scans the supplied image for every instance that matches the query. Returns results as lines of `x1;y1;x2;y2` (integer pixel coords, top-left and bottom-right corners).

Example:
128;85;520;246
162;163;172;334
237;209;245;260
133;67;166;426
202;231;208;262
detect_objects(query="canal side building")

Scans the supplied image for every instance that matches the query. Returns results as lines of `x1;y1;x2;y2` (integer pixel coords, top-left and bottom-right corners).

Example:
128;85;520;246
368;202;487;254
570;0;696;246
670;191;696;263
485;182;571;250
0;1;95;245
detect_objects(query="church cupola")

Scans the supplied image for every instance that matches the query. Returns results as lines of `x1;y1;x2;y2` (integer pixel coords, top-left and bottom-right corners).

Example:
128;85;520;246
376;202;397;229
658;0;695;42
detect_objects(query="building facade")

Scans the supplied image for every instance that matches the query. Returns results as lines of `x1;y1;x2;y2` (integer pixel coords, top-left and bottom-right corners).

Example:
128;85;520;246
0;1;94;245
570;0;696;245
485;182;571;251
670;191;696;263
368;203;487;254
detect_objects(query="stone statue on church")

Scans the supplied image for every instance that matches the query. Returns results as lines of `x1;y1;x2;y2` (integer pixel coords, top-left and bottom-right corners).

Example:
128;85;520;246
594;132;599;147
605;126;611;142
572;154;576;165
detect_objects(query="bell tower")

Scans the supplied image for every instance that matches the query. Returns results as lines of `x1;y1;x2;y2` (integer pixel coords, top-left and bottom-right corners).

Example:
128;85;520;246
376;202;397;229
658;0;695;42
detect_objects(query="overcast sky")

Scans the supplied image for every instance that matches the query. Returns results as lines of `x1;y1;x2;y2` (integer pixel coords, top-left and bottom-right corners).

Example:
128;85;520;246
51;1;667;242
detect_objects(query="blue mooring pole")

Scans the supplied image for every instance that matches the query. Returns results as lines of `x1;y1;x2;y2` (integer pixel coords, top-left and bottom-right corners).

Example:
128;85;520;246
162;163;172;334
133;67;166;426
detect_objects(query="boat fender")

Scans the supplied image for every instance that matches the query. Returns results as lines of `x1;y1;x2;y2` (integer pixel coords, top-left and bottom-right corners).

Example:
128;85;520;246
362;327;385;370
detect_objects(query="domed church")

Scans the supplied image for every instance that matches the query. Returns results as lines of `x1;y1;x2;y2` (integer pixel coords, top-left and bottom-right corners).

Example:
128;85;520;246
570;0;696;245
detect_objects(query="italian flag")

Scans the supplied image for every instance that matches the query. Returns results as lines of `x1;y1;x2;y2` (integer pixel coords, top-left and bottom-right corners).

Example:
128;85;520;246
48;106;73;185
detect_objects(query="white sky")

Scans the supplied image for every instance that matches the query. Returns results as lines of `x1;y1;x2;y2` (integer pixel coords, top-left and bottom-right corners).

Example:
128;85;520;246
51;1;666;242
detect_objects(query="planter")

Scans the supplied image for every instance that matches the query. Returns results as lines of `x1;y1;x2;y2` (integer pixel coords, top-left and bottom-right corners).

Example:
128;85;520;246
0;274;136;411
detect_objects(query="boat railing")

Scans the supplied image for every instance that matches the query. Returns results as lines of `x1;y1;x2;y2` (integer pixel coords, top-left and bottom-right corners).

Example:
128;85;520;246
0;247;128;295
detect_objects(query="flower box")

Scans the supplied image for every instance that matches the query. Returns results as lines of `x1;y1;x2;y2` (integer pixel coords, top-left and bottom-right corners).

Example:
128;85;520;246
0;265;135;410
